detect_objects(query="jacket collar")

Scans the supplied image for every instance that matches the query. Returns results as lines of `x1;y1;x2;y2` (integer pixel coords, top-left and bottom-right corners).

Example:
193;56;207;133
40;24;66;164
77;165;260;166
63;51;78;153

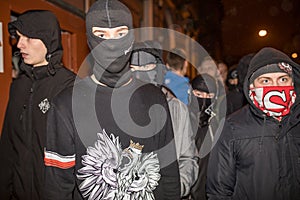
32;65;51;80
20;62;52;80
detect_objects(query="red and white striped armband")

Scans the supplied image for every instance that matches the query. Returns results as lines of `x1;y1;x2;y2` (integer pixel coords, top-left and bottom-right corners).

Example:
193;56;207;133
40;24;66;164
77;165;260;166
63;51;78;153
44;149;76;169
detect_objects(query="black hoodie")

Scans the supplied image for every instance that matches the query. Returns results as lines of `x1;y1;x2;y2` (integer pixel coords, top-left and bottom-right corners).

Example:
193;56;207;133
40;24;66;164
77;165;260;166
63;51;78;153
0;10;75;199
207;47;300;200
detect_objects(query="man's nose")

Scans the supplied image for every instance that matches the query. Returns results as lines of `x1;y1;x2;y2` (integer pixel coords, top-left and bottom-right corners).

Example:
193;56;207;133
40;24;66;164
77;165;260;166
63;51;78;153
17;37;25;49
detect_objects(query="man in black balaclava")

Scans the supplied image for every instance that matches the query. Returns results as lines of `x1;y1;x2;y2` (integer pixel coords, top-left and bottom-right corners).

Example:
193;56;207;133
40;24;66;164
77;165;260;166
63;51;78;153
44;1;181;199
131;40;167;86
189;73;218;200
191;74;218;126
131;41;199;198
86;0;135;87
0;10;75;200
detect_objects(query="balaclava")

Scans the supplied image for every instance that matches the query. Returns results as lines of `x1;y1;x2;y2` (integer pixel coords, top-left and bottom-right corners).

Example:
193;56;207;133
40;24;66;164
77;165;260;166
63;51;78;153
131;40;167;86
8;10;63;75
245;47;299;120
191;73;218;125
86;0;134;87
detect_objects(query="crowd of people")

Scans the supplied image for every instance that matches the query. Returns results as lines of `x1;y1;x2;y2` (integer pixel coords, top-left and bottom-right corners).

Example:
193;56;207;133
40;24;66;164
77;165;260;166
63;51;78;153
0;0;300;199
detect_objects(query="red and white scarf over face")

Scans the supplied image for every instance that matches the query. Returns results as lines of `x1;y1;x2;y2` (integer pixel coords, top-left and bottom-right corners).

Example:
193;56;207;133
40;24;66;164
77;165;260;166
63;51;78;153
249;86;296;121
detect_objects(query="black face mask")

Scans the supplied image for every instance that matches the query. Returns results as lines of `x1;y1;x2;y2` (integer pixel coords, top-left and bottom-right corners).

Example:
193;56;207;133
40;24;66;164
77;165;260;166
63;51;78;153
133;69;157;85
86;0;134;87
227;83;237;91
91;31;134;87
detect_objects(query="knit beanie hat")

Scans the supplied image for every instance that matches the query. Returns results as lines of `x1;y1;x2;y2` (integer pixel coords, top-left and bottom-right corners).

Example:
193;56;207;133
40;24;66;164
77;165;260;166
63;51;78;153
248;47;296;84
131;40;163;66
228;68;238;80
249;62;293;84
191;73;217;94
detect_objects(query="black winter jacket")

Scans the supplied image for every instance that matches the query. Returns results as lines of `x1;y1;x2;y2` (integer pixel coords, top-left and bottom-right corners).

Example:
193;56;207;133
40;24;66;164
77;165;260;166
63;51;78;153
0;10;76;200
206;47;300;200
44;77;181;200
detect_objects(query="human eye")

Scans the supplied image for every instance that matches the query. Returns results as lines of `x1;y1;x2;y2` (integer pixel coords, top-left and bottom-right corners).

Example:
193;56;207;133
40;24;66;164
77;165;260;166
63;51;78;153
208;93;215;98
280;77;287;82
98;33;106;38
192;90;201;97
116;29;128;39
92;27;108;39
256;77;270;86
93;31;107;39
281;75;292;82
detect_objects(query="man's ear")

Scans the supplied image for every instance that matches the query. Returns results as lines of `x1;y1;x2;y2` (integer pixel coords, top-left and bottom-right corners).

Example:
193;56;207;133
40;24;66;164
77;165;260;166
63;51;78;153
182;60;188;75
184;60;188;68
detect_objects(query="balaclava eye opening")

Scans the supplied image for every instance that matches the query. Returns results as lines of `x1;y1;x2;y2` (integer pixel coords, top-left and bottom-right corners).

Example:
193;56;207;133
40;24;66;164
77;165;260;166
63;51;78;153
131;41;167;86
86;0;134;87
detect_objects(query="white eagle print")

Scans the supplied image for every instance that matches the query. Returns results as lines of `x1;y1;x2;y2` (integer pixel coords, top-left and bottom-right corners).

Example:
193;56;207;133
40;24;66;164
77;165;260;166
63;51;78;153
77;129;161;200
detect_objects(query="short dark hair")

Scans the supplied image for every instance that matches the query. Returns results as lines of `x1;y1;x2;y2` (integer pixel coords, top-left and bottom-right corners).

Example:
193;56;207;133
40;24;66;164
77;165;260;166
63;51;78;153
166;48;186;71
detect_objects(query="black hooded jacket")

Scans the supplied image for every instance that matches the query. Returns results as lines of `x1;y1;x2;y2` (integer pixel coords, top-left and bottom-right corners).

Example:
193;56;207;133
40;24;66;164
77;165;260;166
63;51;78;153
206;47;300;200
0;10;75;200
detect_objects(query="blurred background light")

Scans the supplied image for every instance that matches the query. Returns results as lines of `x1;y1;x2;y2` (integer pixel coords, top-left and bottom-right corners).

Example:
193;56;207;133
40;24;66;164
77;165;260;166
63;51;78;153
258;29;267;37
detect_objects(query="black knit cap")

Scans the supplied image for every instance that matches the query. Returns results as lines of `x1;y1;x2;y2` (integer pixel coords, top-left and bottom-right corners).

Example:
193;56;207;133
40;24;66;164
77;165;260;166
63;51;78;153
191;73;217;94
248;47;298;84
228;68;238;80
131;40;163;66
249;62;292;84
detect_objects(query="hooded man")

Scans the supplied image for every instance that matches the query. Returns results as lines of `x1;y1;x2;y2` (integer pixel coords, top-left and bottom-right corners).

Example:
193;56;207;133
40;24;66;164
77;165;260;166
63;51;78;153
131;40;166;86
189;73;218;200
207;47;300;200
131;40;199;198
226;53;255;115
44;1;180;199
0;10;75;199
224;67;243;116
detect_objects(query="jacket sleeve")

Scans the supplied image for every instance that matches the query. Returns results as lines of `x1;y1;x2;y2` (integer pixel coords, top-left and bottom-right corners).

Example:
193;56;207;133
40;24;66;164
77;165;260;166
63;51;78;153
154;99;181;200
0;85;17;199
169;98;199;197
44;102;83;200
206;121;236;200
0;106;14;199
